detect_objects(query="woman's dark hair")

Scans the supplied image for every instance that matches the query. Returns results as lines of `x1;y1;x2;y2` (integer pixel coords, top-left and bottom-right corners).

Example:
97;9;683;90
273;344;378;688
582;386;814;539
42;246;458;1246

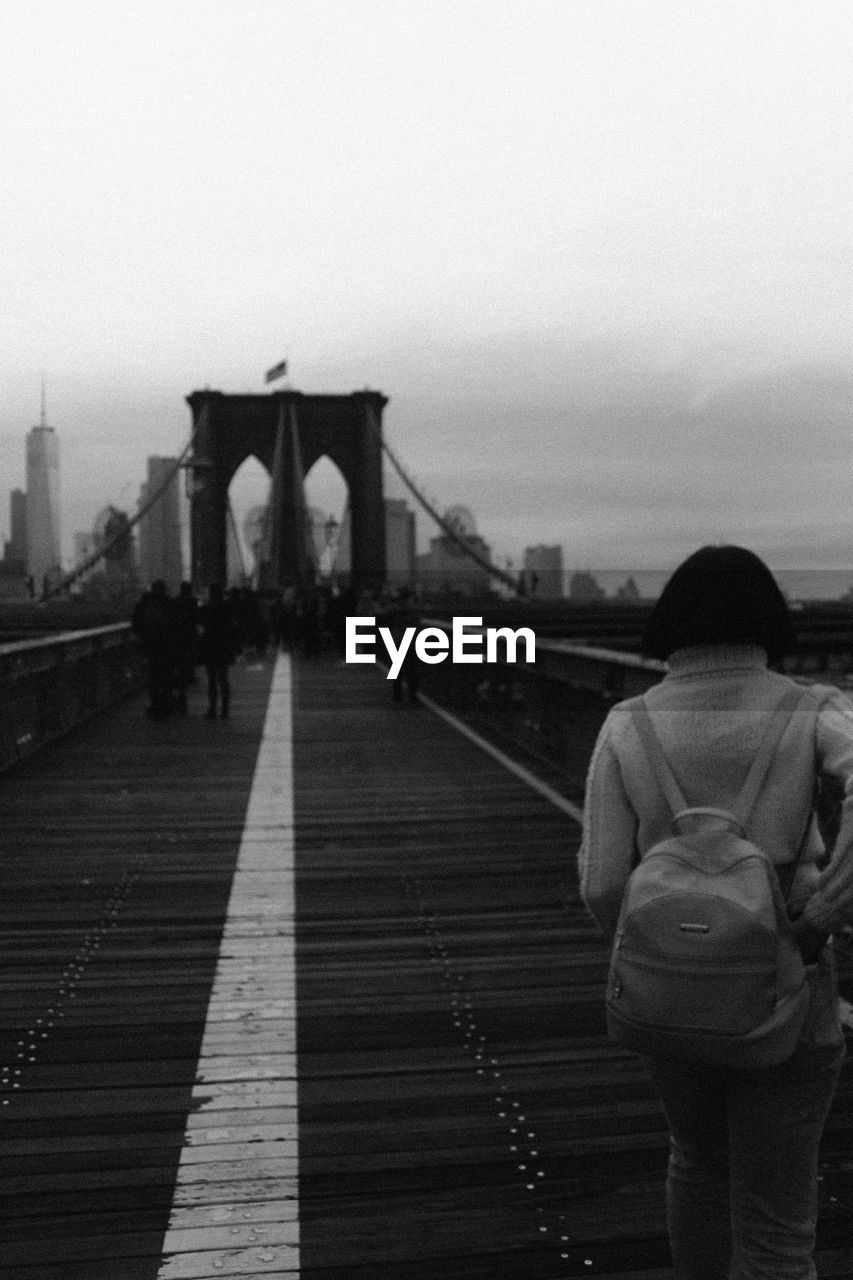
642;545;795;666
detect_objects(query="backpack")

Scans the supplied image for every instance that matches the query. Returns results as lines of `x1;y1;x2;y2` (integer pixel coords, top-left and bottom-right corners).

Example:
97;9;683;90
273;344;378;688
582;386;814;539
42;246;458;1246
606;685;813;1069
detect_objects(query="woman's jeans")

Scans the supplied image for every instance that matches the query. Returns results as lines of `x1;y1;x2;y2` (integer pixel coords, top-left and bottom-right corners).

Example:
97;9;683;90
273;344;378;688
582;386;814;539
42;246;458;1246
643;958;845;1280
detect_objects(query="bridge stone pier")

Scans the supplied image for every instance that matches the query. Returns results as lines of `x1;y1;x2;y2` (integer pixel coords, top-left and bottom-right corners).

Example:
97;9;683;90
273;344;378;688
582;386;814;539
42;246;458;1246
186;388;388;592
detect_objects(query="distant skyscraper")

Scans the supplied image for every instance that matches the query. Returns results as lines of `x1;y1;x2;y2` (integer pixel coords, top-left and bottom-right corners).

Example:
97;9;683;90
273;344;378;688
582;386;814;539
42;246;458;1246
523;544;564;598
137;457;182;590
385;498;416;588
26;405;61;593
416;505;493;595
73;530;98;588
4;489;27;569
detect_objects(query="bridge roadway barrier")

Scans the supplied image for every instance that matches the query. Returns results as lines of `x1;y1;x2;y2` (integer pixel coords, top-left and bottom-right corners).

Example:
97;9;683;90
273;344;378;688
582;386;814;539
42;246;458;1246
0;624;144;776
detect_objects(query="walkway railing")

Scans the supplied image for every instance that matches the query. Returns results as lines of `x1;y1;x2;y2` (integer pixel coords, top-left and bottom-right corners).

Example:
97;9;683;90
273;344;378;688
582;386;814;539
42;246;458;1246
416;626;666;790
414;624;850;884
416;615;853;786
0;623;144;775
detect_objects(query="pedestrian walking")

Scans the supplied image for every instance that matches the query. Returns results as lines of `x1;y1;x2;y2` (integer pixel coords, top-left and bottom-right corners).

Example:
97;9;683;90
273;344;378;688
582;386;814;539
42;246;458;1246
132;580;177;719
198;583;240;720
171;581;199;715
579;545;853;1279
299;586;322;657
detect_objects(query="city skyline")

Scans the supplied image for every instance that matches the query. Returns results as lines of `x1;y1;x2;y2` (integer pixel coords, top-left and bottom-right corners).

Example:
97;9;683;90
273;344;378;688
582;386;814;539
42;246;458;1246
0;2;851;575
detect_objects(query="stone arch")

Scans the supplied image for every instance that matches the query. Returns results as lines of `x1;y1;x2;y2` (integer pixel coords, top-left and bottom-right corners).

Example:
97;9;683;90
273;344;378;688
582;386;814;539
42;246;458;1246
186;389;387;591
304;455;350;582
227;454;271;585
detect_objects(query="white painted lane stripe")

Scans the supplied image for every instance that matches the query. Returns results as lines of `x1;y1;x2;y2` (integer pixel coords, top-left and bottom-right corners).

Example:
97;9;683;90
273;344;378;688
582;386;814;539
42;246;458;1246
416;690;585;826
157;652;299;1278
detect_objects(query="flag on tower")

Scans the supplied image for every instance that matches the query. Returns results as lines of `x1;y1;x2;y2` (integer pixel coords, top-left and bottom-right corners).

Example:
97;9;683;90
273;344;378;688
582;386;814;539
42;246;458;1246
265;360;288;384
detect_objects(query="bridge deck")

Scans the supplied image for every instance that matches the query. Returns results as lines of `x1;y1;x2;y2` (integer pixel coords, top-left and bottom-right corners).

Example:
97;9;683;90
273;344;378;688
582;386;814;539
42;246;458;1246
1;653;852;1278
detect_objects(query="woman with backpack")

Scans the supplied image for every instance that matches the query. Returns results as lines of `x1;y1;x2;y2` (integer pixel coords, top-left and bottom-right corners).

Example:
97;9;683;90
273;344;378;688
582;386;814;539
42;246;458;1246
579;545;853;1279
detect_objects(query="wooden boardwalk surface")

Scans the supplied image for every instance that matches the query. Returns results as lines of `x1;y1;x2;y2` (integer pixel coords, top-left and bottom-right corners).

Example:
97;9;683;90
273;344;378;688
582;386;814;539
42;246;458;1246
1;651;852;1277
0;657;280;1279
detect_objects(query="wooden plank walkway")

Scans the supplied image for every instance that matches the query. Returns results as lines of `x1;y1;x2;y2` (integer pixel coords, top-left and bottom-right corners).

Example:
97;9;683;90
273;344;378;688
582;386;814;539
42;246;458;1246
0;650;852;1276
293;656;670;1278
293;657;853;1279
0;657;279;1279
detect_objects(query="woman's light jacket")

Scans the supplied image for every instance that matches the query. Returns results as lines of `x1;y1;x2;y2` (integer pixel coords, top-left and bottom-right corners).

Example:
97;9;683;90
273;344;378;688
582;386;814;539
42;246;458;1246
579;644;853;940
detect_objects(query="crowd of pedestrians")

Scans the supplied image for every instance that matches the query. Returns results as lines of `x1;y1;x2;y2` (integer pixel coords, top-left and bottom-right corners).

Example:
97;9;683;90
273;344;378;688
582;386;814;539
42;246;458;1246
132;581;251;720
131;579;425;720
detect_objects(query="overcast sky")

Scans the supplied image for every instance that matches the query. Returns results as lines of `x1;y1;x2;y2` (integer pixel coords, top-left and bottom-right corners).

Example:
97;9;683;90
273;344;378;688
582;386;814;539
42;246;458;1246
0;0;850;573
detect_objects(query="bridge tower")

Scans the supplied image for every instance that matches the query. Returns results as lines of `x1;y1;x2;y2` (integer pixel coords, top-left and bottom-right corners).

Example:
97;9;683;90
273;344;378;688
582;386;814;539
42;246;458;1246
186;389;388;593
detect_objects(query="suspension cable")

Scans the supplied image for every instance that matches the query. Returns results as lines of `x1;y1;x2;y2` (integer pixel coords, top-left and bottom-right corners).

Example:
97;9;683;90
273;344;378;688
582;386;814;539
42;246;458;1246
45;409;206;600
226;499;248;583
374;416;522;596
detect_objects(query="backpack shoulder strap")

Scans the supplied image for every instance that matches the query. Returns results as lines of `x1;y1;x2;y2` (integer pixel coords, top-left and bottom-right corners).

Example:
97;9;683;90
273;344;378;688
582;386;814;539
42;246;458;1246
731;686;805;829
629;697;689;817
630;685;806;825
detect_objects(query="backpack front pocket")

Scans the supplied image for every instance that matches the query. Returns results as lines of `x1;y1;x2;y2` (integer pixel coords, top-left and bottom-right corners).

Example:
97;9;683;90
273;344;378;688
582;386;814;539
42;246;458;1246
610;950;780;1037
